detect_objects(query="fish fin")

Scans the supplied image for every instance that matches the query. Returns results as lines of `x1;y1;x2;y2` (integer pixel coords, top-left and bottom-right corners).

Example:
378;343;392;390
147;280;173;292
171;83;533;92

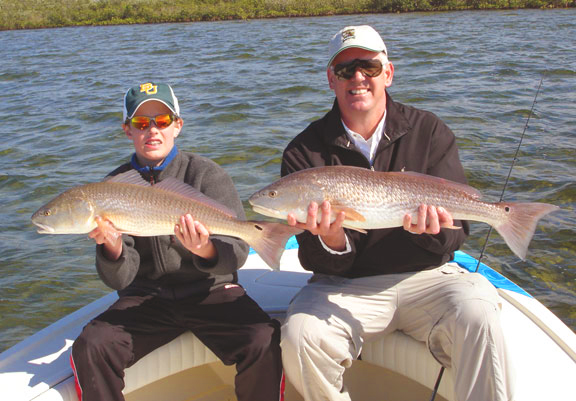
332;204;367;233
104;170;151;186
95;214;139;236
341;223;368;234
388;171;483;200
443;225;461;230
155;178;238;218
494;202;559;260
246;222;303;270
331;204;366;222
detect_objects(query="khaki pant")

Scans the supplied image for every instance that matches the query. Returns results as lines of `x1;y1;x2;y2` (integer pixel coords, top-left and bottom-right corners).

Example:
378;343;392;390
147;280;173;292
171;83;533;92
281;263;515;401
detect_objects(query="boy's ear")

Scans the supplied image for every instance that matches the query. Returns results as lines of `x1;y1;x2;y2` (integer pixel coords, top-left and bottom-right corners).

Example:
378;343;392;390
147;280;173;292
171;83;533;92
122;123;132;138
173;117;183;138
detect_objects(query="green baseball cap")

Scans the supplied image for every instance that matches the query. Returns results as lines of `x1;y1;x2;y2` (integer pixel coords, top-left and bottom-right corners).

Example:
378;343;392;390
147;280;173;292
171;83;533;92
123;82;180;120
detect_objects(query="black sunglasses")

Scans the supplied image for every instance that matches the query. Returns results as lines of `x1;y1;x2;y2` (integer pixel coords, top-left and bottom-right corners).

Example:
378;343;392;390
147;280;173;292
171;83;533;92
333;59;384;80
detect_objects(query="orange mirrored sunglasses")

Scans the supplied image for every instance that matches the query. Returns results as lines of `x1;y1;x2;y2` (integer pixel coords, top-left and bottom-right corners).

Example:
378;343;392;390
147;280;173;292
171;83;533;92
128;113;175;130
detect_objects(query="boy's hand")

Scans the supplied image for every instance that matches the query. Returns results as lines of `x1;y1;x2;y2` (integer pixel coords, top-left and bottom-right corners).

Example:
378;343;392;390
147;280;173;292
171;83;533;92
89;216;122;261
175;214;217;262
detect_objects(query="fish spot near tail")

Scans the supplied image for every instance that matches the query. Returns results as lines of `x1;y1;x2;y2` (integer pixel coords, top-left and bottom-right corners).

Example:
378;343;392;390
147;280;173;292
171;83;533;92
494;202;559;260
247;222;302;270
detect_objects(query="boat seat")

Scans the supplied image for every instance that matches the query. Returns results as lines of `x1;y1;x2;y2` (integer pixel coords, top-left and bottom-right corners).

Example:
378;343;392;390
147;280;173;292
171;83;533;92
362;330;455;400
120;326;456;399
123;331;220;394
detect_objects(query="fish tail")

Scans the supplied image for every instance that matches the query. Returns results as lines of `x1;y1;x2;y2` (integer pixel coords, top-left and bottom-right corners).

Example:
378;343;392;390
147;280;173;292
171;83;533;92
247;222;303;270
494;202;559;260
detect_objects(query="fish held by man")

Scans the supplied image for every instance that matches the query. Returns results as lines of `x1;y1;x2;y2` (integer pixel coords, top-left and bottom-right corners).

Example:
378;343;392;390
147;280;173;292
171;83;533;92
31;170;301;270
248;165;559;260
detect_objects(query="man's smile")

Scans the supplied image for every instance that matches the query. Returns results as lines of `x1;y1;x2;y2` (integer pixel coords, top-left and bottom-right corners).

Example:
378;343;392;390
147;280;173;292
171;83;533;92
350;88;370;95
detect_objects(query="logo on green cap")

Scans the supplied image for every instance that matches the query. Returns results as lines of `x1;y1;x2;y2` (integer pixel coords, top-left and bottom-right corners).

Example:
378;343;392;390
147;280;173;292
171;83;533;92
140;83;158;95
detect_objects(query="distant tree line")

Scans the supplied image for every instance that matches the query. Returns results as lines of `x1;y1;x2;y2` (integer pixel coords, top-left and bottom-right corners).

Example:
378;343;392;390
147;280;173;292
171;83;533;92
0;0;573;30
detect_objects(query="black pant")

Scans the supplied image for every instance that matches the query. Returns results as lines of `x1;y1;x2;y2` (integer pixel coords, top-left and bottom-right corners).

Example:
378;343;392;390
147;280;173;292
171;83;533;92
71;285;283;401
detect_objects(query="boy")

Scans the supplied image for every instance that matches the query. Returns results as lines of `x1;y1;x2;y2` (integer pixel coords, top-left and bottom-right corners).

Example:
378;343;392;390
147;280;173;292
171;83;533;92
71;82;283;401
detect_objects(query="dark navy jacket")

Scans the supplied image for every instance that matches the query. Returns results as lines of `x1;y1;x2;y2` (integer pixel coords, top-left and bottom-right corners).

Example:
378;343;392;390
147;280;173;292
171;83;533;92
281;93;469;277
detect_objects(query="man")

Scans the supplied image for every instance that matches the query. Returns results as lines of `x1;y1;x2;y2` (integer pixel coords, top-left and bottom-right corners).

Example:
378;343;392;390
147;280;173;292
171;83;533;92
71;83;283;401
280;26;514;401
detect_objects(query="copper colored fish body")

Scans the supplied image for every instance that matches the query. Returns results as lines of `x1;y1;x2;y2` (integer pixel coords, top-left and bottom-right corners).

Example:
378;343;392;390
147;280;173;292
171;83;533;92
31;171;301;270
248;166;559;260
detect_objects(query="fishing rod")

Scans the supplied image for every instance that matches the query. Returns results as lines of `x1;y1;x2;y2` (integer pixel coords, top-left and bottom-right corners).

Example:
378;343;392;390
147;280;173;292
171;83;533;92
474;76;544;273
428;76;544;401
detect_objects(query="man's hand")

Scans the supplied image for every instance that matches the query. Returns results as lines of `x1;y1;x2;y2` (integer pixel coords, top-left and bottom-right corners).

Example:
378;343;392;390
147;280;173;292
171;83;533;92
403;205;455;235
175;214;217;262
89;216;122;261
287;201;347;251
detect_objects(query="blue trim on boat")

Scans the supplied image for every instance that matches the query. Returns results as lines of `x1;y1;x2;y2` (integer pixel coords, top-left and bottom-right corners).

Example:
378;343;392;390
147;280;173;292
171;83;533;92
285;236;299;250
250;237;531;298
452;251;531;298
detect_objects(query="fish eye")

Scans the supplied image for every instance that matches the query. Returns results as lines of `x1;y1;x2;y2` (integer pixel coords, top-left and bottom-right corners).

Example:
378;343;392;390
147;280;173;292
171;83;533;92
43;210;51;216
268;190;278;198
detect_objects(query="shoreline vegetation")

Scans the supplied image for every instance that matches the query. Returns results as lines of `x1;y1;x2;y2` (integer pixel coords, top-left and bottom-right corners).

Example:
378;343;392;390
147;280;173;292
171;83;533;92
1;0;574;31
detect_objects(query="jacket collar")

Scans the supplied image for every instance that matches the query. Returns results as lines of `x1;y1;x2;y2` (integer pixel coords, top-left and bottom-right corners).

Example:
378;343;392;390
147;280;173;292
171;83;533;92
130;145;179;175
130;146;180;182
323;92;411;149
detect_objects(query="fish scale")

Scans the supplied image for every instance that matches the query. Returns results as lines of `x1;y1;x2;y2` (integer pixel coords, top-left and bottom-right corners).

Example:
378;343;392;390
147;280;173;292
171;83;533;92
296;167;502;229
82;182;240;237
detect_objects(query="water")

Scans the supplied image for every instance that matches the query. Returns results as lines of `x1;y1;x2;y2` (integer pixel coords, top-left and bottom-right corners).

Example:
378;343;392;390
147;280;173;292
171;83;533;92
0;9;574;352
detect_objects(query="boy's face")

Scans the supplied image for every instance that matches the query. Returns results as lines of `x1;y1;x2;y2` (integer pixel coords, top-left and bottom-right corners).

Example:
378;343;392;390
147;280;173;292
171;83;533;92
122;100;183;167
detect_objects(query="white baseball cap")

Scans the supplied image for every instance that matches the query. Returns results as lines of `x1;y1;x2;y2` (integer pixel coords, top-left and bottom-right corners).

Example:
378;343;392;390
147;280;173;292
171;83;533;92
328;25;388;67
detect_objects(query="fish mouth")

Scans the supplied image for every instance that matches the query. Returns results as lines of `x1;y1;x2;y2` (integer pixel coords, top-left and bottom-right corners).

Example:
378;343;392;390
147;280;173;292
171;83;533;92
250;204;283;219
32;222;55;234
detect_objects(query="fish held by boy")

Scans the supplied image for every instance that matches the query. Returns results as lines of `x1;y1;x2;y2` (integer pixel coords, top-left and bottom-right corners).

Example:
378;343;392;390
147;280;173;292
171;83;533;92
31;170;301;270
248;165;559;260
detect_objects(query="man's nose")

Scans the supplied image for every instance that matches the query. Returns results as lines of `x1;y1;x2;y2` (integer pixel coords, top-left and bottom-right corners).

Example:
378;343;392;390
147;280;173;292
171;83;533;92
351;68;365;81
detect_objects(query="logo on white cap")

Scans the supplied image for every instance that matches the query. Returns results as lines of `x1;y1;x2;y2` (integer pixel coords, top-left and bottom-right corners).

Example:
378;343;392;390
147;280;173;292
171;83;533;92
341;28;356;42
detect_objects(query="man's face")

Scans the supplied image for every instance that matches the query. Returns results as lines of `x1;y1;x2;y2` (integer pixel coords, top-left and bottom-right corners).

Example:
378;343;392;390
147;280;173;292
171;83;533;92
327;48;394;116
123;100;183;167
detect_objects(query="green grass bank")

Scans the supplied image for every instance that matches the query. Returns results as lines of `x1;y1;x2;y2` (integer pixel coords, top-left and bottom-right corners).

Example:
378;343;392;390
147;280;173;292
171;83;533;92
0;0;574;30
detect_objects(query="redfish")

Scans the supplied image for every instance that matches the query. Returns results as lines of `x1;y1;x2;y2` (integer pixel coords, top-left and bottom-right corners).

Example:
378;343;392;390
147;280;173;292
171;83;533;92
248;166;559;260
31;170;301;270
